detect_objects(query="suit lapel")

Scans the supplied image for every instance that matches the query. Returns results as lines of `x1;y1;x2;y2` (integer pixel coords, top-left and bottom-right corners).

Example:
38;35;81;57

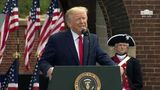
83;36;89;65
65;30;79;64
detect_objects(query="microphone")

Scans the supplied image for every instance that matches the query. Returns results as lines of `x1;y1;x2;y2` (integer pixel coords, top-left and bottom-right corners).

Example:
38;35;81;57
81;28;90;36
81;28;90;64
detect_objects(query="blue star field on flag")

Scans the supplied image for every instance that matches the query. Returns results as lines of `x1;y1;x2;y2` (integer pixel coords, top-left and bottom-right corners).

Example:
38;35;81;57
2;0;18;14
28;63;40;90
1;59;18;90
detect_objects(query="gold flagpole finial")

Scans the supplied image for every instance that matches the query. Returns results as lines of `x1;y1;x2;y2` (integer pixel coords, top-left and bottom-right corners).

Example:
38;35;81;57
35;51;42;60
13;51;21;59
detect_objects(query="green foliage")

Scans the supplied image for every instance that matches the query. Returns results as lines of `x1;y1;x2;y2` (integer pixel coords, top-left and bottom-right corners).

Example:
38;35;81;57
0;0;6;12
0;0;50;18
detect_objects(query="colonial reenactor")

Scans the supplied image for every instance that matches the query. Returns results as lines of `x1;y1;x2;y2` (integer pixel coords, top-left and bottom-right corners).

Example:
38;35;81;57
107;34;143;90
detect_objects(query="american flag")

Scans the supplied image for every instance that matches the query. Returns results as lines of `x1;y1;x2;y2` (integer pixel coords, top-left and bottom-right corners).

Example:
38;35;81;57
0;0;19;64
24;0;40;69
1;59;19;90
28;63;40;90
36;0;65;56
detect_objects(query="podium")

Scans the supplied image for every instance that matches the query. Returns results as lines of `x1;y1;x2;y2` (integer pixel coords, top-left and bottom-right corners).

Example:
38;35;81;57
48;66;122;90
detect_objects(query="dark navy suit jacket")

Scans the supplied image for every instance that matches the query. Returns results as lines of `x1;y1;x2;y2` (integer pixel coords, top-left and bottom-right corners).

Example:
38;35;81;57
39;30;115;75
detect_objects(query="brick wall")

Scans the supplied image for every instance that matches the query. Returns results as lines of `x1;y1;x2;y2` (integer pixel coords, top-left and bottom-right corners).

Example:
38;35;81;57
1;0;160;90
124;0;160;90
98;0;160;89
0;22;38;74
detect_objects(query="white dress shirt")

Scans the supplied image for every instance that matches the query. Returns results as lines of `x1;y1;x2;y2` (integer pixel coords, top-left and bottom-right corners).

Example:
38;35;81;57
70;30;84;60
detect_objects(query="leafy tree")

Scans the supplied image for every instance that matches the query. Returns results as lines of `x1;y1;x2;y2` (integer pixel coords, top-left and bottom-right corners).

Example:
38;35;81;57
0;0;50;18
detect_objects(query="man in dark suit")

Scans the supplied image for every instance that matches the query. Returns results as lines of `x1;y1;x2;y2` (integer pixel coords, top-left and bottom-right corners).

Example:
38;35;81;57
107;34;143;90
39;6;115;79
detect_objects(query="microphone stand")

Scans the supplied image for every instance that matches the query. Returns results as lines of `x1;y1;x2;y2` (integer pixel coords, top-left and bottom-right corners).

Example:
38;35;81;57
82;29;90;64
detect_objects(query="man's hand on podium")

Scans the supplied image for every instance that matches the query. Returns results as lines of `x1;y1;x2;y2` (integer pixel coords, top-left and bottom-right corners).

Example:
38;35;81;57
47;67;54;80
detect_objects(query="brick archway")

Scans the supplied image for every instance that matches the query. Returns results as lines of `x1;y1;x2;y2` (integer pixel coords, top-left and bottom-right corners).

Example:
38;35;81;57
96;0;135;58
98;0;131;36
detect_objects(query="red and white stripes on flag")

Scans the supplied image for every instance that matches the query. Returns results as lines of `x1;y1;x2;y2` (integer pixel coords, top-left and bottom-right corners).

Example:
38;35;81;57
37;0;65;57
0;0;19;64
24;0;40;69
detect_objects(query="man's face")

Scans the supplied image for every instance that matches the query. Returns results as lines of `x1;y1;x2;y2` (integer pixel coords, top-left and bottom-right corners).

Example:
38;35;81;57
68;11;88;35
114;43;129;54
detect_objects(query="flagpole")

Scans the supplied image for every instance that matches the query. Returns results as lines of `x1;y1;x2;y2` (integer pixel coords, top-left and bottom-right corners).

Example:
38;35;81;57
13;28;21;59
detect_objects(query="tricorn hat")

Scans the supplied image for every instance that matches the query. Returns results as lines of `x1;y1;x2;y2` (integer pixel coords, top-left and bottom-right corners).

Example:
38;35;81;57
107;34;135;46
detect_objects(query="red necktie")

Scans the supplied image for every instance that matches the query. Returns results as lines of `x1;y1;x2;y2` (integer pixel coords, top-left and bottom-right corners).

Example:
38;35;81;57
78;35;84;65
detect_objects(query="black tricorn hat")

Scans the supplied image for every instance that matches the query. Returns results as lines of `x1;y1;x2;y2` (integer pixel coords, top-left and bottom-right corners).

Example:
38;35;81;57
107;34;136;46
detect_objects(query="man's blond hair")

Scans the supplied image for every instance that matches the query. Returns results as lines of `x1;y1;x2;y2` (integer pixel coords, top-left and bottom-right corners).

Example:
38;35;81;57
65;6;88;26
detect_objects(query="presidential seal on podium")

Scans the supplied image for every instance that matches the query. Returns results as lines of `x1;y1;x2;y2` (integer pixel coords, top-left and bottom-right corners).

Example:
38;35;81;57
74;72;101;90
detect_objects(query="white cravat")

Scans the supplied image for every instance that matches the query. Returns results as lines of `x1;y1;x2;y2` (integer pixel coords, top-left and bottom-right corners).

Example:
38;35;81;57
116;54;127;61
